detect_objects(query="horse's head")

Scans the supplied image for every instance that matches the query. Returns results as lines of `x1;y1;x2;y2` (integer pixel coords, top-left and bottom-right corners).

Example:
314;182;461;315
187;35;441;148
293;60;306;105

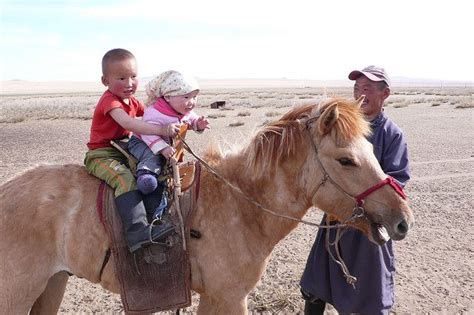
243;97;413;245
302;97;414;245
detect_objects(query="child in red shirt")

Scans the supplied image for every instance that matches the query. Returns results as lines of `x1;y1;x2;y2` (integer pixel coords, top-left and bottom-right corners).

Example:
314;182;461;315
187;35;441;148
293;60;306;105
84;48;177;253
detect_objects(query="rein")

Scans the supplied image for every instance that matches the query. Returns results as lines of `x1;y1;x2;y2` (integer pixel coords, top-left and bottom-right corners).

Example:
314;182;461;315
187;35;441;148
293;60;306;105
178;112;406;287
177;135;346;229
305;115;407;287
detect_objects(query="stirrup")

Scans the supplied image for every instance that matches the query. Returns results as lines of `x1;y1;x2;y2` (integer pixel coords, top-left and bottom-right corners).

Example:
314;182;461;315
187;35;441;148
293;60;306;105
148;222;175;247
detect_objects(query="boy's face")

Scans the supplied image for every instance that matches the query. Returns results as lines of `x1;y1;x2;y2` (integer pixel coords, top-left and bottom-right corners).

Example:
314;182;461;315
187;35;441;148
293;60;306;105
101;58;138;100
165;90;199;115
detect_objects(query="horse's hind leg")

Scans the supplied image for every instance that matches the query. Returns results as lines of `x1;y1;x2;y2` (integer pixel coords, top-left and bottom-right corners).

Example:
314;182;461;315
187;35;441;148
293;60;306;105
30;271;69;315
197;294;248;315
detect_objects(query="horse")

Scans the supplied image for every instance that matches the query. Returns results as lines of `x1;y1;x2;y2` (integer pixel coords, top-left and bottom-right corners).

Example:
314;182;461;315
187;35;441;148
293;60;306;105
0;97;414;314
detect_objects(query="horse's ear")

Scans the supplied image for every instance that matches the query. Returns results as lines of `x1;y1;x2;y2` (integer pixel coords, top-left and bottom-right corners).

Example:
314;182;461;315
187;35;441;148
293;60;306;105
354;96;364;108
317;102;339;135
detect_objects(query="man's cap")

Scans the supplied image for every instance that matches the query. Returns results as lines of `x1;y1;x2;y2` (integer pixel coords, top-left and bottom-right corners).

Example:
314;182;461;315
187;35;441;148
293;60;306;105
348;65;391;87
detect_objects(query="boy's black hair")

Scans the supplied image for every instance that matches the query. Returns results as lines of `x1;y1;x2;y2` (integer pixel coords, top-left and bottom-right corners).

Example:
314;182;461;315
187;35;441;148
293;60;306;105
101;48;135;75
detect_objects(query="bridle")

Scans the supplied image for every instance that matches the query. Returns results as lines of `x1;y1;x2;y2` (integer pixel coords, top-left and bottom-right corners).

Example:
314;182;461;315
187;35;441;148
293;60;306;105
304;115;407;287
305;115;406;215
178;112;407;287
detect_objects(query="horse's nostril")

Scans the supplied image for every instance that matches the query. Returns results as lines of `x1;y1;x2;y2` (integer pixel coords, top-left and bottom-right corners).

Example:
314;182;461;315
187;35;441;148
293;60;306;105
397;220;409;234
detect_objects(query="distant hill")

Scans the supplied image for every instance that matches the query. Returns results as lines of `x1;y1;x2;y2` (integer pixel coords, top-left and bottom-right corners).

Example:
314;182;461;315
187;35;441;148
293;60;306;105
1;77;472;95
0;80;105;95
391;76;473;87
145;76;474;88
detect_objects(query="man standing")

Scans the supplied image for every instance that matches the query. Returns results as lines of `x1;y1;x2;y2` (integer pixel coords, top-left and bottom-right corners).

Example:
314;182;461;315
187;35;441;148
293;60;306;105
300;66;410;314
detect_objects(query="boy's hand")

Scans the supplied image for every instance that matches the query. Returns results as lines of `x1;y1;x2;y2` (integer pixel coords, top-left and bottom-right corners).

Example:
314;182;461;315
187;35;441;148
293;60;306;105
196;116;210;131
163;123;181;137
160;146;176;160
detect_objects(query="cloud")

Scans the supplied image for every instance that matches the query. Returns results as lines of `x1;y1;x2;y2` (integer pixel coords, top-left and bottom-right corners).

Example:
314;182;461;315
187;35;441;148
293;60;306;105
1;0;473;81
0;26;63;48
75;0;354;28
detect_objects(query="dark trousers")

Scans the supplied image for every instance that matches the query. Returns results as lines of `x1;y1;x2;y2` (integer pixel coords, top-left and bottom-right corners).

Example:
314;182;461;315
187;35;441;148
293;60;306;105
127;135;166;176
301;288;326;315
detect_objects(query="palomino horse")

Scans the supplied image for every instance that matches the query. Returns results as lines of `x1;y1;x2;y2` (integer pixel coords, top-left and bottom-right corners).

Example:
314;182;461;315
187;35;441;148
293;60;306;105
0;98;414;314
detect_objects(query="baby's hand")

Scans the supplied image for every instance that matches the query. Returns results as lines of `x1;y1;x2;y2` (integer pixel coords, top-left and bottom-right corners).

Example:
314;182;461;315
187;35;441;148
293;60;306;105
163;123;181;137
160;146;176;160
196;116;210;131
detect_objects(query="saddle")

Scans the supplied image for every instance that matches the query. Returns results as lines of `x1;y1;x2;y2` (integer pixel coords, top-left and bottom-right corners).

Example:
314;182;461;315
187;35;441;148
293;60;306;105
97;161;200;313
99;125;200;313
111;123;190;177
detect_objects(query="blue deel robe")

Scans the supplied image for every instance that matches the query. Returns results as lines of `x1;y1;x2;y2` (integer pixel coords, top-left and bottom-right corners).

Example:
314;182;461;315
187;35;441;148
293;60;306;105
300;111;410;315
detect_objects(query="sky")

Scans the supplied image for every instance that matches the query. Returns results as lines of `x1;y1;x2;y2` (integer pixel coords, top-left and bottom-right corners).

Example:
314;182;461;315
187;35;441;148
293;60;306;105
0;0;473;82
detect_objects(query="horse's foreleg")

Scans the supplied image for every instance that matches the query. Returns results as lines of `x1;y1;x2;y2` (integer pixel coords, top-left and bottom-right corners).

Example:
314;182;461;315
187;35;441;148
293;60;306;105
197;294;248;315
30;271;69;315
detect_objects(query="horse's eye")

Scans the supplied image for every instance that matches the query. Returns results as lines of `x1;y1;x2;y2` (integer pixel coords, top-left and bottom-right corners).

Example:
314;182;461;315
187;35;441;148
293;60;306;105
337;157;356;166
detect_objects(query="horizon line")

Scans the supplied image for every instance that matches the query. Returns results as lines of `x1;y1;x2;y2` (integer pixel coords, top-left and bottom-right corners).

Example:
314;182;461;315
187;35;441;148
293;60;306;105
2;76;474;84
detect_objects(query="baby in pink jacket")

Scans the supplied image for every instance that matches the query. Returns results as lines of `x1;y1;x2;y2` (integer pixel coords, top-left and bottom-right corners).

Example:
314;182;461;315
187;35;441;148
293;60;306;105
127;70;209;218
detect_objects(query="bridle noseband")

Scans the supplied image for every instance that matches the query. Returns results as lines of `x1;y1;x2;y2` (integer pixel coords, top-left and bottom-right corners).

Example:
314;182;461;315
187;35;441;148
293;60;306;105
305;116;407;219
355;176;406;206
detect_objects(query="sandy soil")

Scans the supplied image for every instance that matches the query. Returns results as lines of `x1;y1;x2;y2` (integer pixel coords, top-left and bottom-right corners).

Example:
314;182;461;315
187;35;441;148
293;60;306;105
1;94;473;314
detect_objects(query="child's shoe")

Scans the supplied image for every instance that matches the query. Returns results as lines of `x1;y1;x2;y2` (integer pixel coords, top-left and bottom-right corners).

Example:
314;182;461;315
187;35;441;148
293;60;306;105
137;173;158;195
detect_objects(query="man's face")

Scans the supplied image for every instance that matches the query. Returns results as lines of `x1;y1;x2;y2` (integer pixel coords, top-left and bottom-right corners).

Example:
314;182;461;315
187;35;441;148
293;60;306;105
353;76;390;120
101;58;139;100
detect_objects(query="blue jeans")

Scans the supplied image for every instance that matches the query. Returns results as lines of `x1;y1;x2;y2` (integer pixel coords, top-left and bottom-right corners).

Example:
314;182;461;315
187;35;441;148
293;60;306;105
127;135;166;176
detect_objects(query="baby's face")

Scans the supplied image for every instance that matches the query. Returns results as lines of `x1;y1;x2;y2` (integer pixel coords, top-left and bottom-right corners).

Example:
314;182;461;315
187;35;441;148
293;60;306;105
102;58;138;100
166;90;199;115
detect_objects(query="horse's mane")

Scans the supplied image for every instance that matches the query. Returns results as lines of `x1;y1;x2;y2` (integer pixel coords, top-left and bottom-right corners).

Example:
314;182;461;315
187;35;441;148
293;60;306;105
244;98;370;175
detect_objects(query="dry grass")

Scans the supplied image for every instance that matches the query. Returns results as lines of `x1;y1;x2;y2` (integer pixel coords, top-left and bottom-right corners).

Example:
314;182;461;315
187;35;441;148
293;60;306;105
1;87;471;124
237;111;251;117
207;113;226;119
455;102;474;109
1;82;473;314
228;121;245;127
0;92;100;123
454;96;474;109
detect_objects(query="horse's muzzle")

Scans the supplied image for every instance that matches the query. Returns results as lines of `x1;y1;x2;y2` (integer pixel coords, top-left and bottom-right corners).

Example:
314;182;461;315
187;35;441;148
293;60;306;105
369;217;413;245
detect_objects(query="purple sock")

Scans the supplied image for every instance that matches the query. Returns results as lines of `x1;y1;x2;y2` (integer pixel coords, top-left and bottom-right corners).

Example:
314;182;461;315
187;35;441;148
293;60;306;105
137;174;157;195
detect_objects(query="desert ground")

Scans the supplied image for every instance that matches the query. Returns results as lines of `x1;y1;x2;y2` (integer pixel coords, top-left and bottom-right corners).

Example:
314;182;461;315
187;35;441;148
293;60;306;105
0;81;473;314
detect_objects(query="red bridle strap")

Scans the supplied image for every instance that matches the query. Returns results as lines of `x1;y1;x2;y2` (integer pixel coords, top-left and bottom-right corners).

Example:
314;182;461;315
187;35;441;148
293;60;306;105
355;177;406;207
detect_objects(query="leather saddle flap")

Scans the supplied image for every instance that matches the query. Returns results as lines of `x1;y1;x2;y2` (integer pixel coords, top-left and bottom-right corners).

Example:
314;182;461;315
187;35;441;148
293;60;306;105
102;162;200;313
